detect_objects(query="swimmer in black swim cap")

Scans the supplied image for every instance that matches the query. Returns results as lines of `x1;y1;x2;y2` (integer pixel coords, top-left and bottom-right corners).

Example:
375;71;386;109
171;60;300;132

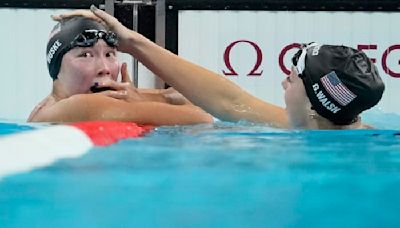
45;16;120;95
27;16;213;125
291;43;384;126
46;16;118;81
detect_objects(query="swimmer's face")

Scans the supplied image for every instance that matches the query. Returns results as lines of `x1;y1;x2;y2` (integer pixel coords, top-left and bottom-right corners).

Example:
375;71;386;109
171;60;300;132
281;66;311;128
57;40;119;95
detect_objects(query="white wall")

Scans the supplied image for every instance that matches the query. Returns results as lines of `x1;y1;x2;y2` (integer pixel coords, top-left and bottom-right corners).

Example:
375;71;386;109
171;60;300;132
178;11;400;114
0;8;157;121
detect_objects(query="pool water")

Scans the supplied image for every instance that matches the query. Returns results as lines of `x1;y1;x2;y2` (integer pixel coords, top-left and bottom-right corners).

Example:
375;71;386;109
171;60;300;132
0;121;35;136
0;113;400;227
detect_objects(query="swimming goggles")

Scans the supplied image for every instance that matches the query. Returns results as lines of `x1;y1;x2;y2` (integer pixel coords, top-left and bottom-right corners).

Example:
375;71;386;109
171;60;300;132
70;29;118;48
291;42;319;77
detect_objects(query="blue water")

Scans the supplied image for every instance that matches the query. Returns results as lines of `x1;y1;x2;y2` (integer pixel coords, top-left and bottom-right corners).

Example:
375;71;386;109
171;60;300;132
0;121;36;136
0;113;400;227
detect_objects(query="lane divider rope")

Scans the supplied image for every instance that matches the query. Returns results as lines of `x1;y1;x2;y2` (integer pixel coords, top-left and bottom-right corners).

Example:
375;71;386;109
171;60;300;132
0;121;153;179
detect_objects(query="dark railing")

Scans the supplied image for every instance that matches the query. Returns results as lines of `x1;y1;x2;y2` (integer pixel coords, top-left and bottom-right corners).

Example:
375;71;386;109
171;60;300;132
0;0;103;8
165;0;400;11
1;0;400;11
0;0;104;9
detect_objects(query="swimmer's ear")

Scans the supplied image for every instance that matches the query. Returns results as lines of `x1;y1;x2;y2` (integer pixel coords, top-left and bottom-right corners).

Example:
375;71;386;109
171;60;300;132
121;62;133;84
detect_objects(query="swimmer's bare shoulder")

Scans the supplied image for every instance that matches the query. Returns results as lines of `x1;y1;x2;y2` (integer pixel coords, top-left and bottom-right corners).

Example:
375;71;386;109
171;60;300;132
27;96;57;122
28;94;109;123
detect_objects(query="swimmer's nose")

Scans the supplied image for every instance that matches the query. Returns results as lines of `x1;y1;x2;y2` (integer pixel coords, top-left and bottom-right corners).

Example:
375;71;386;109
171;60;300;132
96;57;111;77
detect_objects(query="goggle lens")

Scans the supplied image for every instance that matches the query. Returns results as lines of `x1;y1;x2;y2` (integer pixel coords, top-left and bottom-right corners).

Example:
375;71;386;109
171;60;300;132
71;30;118;48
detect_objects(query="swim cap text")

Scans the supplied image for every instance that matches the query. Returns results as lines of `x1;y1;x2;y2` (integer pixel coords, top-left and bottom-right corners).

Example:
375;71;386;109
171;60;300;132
313;83;341;114
47;40;62;64
311;45;321;56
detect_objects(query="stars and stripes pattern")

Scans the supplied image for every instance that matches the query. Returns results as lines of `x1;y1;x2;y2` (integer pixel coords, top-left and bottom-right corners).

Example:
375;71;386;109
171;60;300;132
320;71;357;106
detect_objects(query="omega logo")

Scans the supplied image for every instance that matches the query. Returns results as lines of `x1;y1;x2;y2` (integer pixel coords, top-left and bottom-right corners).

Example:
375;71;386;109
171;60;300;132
222;40;263;76
222;40;400;78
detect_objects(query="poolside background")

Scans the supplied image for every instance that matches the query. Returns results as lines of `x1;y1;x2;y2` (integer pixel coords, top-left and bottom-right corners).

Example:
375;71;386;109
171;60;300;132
0;2;399;121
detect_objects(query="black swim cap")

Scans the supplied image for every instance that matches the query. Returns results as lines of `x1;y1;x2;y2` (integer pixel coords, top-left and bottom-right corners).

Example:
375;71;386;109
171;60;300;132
293;43;385;125
46;17;110;80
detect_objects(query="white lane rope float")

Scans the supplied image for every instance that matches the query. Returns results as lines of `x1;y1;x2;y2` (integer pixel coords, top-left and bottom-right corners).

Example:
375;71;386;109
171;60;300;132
0;121;153;179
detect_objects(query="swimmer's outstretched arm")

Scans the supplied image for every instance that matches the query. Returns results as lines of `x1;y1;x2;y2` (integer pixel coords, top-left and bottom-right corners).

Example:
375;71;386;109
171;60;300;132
129;37;288;127
54;7;288;127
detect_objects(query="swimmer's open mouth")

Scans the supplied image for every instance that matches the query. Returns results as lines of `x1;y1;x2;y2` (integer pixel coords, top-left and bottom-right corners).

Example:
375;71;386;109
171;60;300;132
90;85;115;93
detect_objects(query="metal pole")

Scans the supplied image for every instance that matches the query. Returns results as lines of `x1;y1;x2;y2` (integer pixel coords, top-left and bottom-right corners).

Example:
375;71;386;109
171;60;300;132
104;0;114;16
154;0;167;88
155;0;166;48
132;3;139;87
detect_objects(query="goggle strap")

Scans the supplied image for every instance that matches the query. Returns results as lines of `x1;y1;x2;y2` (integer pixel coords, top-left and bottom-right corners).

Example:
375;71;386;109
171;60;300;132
294;42;320;75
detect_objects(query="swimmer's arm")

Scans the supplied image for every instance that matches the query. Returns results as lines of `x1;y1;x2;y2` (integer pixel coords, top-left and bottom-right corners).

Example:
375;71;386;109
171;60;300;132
30;94;213;125
125;33;288;127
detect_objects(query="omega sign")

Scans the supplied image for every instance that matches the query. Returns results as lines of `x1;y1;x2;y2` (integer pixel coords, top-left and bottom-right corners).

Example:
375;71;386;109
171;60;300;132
222;40;400;78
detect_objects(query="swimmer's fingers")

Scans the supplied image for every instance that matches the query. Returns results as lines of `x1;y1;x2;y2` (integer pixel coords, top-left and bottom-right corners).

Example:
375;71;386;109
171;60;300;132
52;6;121;31
120;62;133;84
52;9;108;29
100;90;129;100
51;10;92;21
90;5;120;28
98;80;143;102
101;88;144;102
52;10;104;25
98;80;135;92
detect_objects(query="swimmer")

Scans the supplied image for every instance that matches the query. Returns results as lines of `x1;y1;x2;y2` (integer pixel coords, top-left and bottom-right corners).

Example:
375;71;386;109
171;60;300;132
54;7;385;129
28;16;213;125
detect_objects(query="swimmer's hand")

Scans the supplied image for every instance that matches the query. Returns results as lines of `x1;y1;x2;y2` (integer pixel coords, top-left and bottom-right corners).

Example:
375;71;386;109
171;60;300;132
52;5;136;53
161;87;192;105
97;62;145;102
52;9;102;23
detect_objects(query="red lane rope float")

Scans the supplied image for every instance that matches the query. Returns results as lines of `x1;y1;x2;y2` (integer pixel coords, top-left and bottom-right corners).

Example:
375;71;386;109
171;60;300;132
0;121;153;179
71;121;154;146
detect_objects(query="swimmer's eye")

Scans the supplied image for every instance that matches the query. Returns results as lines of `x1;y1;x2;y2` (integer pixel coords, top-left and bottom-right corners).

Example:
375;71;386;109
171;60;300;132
105;51;116;58
79;52;93;58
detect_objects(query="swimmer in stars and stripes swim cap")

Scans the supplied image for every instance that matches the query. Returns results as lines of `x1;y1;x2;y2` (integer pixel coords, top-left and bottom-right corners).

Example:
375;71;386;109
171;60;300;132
292;43;385;125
